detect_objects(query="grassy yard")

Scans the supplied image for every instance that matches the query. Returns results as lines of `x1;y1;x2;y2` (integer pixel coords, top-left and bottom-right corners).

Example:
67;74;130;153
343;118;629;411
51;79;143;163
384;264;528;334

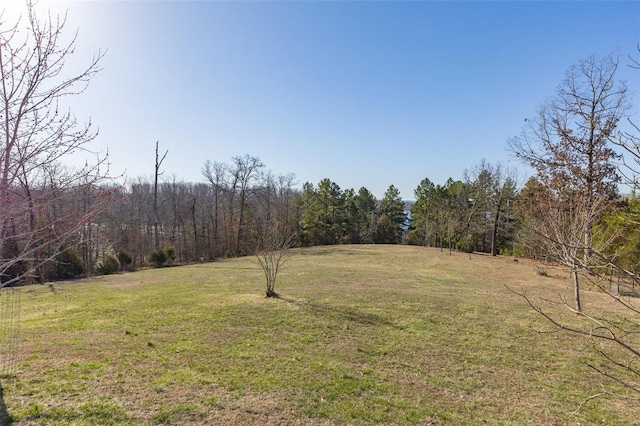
2;245;639;425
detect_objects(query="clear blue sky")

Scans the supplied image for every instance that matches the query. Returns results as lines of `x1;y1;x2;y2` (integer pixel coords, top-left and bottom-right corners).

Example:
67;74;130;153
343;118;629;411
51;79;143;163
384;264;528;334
10;0;640;200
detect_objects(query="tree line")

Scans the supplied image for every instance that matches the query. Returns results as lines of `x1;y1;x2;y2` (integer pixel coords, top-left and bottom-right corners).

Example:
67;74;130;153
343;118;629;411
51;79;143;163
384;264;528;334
0;146;526;284
2;2;640;292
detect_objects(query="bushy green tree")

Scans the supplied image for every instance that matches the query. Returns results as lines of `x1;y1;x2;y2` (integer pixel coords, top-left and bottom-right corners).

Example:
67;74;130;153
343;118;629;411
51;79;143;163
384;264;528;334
597;197;640;275
298;182;320;246
150;249;168;267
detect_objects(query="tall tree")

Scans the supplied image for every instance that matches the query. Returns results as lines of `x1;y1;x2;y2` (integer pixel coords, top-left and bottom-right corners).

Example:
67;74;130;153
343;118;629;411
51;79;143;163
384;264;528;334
342;188;360;243
466;161;518;256
298;179;345;246
510;48;640;403
298;182;319;246
463;162;493;253
354;187;378;244
508;54;629;310
228;154;264;255
375;185;406;244
315;178;344;245
252;171;298;248
443;178;472;254
202;160;228;258
410;178;436;247
153;142;168;250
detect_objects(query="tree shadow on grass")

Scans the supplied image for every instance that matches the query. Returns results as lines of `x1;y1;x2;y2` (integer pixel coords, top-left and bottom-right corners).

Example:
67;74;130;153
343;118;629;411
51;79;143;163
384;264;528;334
0;382;12;425
279;296;403;330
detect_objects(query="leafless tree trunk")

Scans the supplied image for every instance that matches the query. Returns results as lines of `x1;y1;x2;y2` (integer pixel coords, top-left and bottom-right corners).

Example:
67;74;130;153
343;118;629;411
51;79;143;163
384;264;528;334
153;142;168;251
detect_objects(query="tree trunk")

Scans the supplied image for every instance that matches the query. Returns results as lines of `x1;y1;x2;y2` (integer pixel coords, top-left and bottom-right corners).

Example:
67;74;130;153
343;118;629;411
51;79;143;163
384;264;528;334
191;197;198;260
491;198;503;256
572;268;582;312
153;142;168;250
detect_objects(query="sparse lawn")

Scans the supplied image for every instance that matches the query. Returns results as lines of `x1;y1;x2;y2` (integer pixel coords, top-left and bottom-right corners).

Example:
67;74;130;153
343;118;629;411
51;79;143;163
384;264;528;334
3;245;639;425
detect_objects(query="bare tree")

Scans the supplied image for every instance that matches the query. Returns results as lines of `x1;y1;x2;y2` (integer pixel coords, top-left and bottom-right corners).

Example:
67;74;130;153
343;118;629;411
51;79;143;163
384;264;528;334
228;154;264;255
509;53;629;310
509;54;627;200
0;1;108;286
153;141;168;251
509;54;627;253
506;51;640;412
202;159;227;258
610;46;640;189
487;164;517;257
255;219;294;298
520;186;616;311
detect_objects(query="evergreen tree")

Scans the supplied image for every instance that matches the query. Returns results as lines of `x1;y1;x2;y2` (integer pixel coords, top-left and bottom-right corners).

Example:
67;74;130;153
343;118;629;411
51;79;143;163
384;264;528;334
410;178;436;246
442;179;470;253
299;182;321;246
352;187;378;243
342;189;360;243
375;185;407;244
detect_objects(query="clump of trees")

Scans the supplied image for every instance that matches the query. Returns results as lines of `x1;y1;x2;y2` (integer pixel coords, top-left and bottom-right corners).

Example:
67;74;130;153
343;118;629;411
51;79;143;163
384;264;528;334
149;246;176;267
409;162;517;256
298;179;407;246
0;0;533;285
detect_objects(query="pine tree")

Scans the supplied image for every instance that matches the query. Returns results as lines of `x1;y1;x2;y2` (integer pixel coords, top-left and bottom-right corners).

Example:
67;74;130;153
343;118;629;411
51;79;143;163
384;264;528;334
375;185;407;244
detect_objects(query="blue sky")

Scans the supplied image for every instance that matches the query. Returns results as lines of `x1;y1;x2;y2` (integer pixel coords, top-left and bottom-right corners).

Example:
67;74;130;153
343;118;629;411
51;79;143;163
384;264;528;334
10;1;640;199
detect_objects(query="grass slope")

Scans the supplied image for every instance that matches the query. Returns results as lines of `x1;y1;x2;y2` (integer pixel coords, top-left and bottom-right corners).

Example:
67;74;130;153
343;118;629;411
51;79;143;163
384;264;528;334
3;245;639;425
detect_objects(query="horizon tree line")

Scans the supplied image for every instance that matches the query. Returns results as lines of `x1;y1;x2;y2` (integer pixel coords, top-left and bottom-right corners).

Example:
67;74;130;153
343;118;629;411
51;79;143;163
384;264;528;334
1;0;638;295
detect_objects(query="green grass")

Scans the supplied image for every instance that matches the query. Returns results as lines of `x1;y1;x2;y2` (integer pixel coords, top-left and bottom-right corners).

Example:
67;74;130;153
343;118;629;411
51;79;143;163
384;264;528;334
2;245;639;424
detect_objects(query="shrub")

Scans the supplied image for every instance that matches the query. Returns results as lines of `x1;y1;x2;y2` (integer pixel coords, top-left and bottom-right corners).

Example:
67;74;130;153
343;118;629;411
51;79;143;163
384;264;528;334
52;248;85;279
164;246;176;264
95;247;121;275
150;249;167;267
117;250;133;270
